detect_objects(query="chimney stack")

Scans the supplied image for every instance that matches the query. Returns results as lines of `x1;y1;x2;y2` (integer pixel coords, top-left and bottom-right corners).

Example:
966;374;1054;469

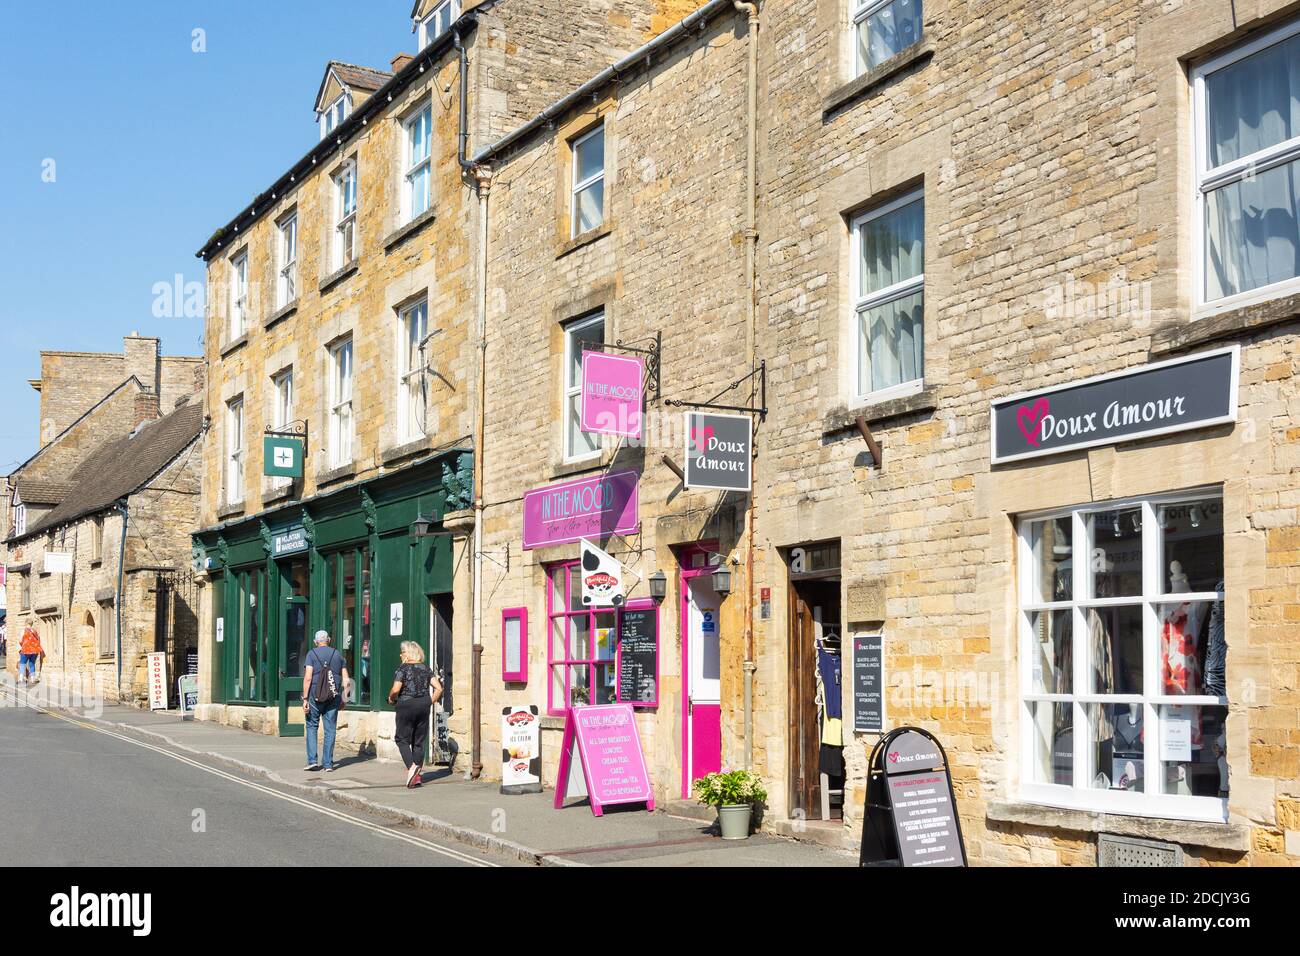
133;390;161;428
391;52;414;72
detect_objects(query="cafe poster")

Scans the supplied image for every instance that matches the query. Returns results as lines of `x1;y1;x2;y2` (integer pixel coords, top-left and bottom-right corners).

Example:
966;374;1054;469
501;705;543;795
554;703;654;816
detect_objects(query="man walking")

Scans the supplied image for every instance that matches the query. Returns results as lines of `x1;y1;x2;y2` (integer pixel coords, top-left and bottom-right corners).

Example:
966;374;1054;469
302;630;350;772
18;627;43;686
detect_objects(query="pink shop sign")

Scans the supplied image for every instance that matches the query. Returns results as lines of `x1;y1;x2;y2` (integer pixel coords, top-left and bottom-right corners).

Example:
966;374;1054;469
522;469;640;550
581;351;644;440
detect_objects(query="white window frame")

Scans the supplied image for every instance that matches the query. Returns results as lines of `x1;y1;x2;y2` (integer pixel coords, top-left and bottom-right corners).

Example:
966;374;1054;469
398;298;430;443
333;160;358;268
562;312;605;462
403;106;433;223
570;125;606;238
418;0;459;48
277;213;297;308
852;0;924;77
849;188;925;405
1192;16;1300;315
229;252;248;339
319;92;350;141
12;498;26;537
226;397;245;505
329;338;355;468
1016;489;1229;824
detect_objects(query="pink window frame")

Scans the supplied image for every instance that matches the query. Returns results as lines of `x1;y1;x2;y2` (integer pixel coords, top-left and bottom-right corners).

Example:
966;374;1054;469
545;560;658;715
501;606;528;682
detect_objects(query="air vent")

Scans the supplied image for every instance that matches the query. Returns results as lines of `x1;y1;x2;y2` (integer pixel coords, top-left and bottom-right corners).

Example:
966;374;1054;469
1098;834;1183;867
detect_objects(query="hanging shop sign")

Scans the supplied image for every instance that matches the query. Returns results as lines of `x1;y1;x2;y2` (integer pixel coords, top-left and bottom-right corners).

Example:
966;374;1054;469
580;538;625;607
616;605;658;707
501;705;543;795
683;411;752;492
147;652;169;711
860;727;967;867
554;703;654;816
522;470;640;550
501;607;528;682
852;632;885;734
272;525;309;558
263;435;305;478
581;351;644;440
43;552;73;575
990;345;1239;465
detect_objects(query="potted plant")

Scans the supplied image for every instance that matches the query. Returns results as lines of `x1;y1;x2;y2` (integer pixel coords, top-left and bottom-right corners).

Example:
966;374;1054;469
692;769;767;840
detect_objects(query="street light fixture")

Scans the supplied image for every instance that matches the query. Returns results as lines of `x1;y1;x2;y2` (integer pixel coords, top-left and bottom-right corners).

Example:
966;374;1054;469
711;563;732;598
648;570;668;603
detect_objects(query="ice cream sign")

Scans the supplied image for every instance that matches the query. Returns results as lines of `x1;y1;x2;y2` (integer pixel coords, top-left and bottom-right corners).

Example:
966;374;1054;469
990;346;1238;464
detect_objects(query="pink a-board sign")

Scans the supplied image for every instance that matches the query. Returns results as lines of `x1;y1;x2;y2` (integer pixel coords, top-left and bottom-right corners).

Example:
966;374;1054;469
581;350;644;440
522;469;640;550
553;703;654;816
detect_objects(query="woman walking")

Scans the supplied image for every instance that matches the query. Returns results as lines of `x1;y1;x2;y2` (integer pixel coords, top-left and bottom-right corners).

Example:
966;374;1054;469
388;641;442;788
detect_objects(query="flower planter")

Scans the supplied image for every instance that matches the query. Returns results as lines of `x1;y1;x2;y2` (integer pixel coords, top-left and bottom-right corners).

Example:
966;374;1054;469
717;803;753;840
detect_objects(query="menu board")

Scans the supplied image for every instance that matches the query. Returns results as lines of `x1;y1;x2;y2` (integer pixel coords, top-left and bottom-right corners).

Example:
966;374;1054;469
616;606;658;707
553;703;655;816
852;633;884;733
886;770;964;867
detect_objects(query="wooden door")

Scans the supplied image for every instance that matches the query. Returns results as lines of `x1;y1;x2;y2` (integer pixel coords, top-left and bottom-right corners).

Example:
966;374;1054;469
788;593;820;816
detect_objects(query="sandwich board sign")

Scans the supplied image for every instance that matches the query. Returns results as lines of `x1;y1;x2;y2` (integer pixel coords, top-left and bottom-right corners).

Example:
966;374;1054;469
860;726;967;867
554;703;654;816
178;675;199;719
501;705;543;795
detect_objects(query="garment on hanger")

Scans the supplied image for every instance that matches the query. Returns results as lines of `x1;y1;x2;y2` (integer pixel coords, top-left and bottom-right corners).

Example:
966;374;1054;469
1203;583;1226;697
1161;603;1204;695
821;716;843;747
816;641;842;720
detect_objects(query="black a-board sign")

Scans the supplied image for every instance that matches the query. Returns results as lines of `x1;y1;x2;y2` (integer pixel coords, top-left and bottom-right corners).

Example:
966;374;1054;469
616;606;658;706
860;727;967;867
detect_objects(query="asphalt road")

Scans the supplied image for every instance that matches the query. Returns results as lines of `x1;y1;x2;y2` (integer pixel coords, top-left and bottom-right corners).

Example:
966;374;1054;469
0;700;508;867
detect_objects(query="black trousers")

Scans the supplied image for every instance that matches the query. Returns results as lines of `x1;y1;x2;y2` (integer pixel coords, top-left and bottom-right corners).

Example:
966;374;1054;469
394;697;430;767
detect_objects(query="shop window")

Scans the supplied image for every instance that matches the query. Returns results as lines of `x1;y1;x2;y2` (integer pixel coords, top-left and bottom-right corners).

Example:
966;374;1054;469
562;312;605;461
570;124;605;237
398;297;429;442
327;548;372;707
1018;493;1228;821
546;561;622;714
333;160;358;268
1193;17;1300;309
228;567;268;703
851;189;924;403
853;0;923;76
403;105;432;223
328;337;354;467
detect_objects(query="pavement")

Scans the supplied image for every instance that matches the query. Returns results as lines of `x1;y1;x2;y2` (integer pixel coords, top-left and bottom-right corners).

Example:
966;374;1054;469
1;680;856;867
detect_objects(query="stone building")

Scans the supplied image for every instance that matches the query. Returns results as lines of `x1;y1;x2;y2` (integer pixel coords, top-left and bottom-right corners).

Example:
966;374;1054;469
190;0;713;759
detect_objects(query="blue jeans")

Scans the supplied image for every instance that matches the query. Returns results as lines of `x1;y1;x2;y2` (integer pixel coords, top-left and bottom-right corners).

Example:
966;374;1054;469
19;654;38;680
305;699;340;768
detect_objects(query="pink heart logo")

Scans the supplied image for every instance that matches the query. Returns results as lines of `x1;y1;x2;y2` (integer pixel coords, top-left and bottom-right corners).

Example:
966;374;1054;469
690;426;714;453
1016;398;1050;447
888;751;899;764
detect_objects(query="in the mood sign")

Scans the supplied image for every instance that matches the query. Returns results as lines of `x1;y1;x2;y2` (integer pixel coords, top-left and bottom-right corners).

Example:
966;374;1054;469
990;346;1238;465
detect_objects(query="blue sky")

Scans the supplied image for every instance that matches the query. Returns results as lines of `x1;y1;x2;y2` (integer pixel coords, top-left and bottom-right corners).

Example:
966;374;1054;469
0;1;415;472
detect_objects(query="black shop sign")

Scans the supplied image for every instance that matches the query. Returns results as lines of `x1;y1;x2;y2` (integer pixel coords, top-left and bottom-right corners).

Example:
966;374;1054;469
861;727;967;867
990;346;1239;465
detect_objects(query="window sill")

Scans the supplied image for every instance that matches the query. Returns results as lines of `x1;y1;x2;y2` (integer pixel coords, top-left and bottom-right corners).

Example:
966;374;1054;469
381;435;433;466
265;300;298;330
823;41;934;119
550;454;607;481
262;482;296;505
556;222;612;260
316;461;357;487
986;799;1250;853
822;385;938;439
383;207;437;252
89;559;102;569
540;716;567;731
219;334;249;358
1150;290;1300;356
318;258;360;294
216;501;246;521
94;587;115;603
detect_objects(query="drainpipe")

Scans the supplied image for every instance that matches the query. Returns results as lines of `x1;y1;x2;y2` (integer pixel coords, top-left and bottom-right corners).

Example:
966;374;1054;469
457;24;492;779
113;499;130;702
734;1;760;772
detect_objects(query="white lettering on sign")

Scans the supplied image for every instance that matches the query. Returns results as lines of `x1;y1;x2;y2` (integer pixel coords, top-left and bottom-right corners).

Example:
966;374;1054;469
1038;395;1189;443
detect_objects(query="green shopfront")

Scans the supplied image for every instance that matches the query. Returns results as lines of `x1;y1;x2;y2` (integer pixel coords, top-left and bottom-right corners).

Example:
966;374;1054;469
192;453;469;740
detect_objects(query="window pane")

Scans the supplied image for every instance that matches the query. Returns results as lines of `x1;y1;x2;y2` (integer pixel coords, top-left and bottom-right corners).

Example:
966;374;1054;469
410;166;430;217
1088;507;1143;598
595;663;617;704
1159;600;1220;697
575;181;604;234
858;290;923;394
1204;157;1300;300
594;613;616;661
1029;610;1072;695
1027;516;1073;603
1159;499;1224;594
550;616;566;663
857;0;923;72
1086;703;1145;792
1159;704;1229;798
1028;700;1073;786
568;614;590;659
859;198;924;295
1085;605;1143;695
567;319;604;387
575;129;604;183
1205;30;1300;167
568;394;598;458
550;663;565;712
568;664;590;706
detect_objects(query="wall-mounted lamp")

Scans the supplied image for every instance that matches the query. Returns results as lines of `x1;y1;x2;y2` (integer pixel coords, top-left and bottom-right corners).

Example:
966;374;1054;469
411;514;435;538
711;563;733;598
648;570;668;603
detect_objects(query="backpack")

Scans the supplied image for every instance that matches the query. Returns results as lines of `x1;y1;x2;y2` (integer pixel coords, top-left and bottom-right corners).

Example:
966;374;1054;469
311;648;340;705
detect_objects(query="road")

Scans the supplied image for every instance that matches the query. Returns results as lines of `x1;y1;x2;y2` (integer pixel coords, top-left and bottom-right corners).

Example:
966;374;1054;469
0;700;509;867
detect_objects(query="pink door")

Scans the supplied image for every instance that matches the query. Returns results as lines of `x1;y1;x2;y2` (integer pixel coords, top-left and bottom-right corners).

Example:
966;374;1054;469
683;572;722;797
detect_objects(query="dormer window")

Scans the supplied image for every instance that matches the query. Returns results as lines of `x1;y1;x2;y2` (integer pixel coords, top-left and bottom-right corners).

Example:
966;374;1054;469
12;496;26;537
418;0;459;49
319;93;351;140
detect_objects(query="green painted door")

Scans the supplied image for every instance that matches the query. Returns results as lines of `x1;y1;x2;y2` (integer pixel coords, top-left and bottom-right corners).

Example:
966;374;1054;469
277;558;310;737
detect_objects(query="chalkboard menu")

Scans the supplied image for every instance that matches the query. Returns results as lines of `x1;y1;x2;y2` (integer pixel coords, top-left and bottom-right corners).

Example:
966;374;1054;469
616;606;658;707
853;633;884;733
